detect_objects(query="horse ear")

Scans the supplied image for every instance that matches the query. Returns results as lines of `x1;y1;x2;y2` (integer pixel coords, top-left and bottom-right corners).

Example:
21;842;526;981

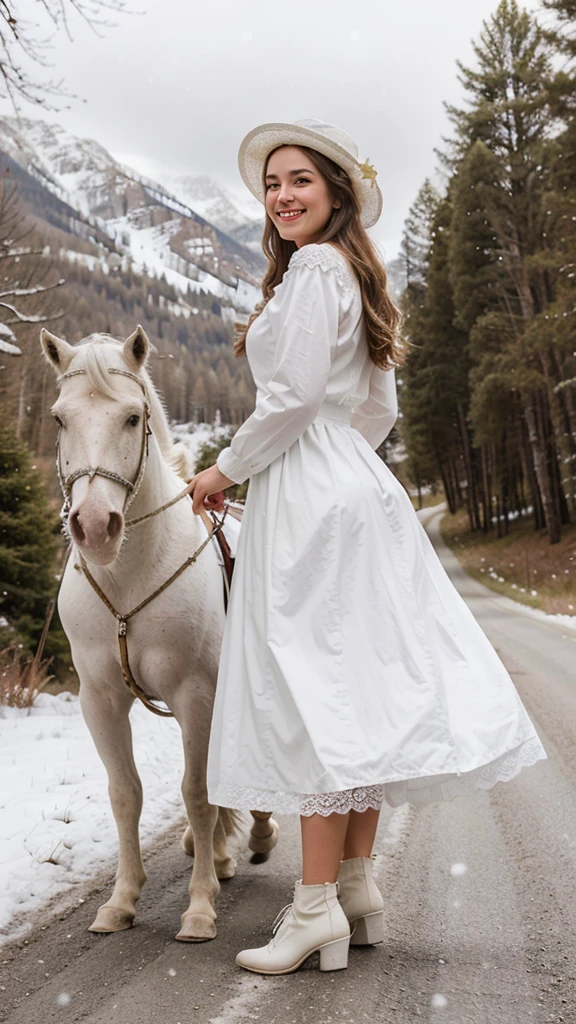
123;326;150;369
40;328;76;373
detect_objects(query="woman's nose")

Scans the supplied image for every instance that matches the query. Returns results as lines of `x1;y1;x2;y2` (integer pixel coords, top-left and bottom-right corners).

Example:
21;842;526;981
278;184;294;204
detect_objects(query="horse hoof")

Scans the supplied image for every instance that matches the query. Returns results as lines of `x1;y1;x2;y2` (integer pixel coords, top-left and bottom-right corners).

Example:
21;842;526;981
176;913;217;942
249;851;268;865
89;906;135;933
215;856;236;880
248;817;279;857
181;826;195;857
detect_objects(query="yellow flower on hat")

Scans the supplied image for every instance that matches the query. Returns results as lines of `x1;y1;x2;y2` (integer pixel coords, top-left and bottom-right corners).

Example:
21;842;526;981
359;159;377;184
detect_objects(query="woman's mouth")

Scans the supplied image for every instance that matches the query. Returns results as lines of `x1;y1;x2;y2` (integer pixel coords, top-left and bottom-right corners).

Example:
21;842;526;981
277;210;305;221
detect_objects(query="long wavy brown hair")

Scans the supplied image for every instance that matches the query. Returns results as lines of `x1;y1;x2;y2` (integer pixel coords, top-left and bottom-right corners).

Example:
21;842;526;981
234;145;403;369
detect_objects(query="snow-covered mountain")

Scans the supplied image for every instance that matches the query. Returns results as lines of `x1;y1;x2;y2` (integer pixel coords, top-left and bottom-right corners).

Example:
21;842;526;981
170;175;263;250
0;117;264;316
115;152;264;251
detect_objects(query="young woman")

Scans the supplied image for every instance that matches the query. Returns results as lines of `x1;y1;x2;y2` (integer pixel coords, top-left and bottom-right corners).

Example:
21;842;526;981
188;119;546;976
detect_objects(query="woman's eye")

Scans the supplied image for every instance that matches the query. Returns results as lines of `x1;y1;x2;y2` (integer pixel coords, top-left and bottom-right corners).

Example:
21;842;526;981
127;414;140;427
295;178;310;185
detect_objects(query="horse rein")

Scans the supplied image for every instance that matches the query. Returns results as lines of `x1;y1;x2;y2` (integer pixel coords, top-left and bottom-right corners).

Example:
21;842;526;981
55;365;226;717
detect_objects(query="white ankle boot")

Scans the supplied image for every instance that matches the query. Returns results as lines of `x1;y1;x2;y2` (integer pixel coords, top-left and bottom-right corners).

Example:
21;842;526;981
337;856;385;945
236;880;350;975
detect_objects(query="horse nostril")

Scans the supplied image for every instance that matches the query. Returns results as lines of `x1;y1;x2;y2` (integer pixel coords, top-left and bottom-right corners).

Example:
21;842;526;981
108;512;123;541
69;511;85;543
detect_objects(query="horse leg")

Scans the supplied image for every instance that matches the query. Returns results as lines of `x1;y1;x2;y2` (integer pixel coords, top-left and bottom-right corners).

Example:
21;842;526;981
248;810;280;862
80;686;147;933
176;729;221;942
213;809;237;879
182;811;237;879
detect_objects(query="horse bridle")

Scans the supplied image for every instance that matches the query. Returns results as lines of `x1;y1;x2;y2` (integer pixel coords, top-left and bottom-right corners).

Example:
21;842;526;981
55;366;153;532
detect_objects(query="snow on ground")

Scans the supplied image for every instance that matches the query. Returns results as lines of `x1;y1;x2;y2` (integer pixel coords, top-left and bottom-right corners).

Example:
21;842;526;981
171;419;231;473
0;693;185;946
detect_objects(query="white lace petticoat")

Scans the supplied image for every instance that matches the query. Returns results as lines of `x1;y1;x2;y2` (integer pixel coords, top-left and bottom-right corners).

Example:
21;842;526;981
299;785;385;816
213;736;546;815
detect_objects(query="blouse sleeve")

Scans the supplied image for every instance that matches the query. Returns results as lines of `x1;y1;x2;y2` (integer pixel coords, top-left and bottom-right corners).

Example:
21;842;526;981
217;259;340;484
350;364;398;450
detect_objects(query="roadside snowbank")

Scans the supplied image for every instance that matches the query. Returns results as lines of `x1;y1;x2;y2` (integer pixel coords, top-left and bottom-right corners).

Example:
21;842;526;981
0;693;185;945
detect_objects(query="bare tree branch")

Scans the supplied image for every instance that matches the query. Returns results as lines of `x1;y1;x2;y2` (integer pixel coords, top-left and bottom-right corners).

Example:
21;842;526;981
0;247;46;259
0;298;64;322
0;1;132;109
0;277;65;298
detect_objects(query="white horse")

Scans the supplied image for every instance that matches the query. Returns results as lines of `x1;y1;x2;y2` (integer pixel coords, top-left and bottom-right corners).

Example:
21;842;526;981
40;326;278;942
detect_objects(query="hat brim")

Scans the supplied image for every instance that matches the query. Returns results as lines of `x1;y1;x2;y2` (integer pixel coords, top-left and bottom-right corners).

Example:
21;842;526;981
238;122;382;229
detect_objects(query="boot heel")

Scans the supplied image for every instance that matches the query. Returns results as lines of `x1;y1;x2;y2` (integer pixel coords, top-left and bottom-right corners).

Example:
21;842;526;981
350;910;384;946
319;935;350;971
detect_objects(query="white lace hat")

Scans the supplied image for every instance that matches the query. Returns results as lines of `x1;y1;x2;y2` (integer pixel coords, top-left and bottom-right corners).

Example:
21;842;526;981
238;118;383;229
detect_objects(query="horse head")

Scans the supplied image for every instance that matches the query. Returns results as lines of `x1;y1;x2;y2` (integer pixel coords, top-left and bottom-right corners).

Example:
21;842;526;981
41;326;154;565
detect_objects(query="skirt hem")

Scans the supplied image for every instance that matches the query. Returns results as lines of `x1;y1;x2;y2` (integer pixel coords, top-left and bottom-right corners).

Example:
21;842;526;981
210;734;547;815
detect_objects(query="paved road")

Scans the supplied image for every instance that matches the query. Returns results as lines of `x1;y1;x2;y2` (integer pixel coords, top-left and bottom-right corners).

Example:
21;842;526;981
2;509;575;1024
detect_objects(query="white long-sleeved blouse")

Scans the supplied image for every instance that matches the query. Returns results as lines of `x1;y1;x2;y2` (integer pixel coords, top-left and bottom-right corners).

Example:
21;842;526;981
217;243;397;485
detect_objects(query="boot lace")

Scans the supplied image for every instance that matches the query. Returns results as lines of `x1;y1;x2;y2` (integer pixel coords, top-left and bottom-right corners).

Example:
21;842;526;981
270;902;293;943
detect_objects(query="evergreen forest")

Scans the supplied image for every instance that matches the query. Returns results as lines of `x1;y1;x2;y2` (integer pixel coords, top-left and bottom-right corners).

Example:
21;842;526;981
398;0;576;545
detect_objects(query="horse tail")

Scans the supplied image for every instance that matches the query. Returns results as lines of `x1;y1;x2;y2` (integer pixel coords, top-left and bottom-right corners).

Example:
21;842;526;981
218;806;244;837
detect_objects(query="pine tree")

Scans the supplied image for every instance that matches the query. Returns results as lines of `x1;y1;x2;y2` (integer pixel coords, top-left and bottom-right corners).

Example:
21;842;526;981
442;0;565;541
0;415;60;654
538;0;576;514
541;0;576;60
398;179;441;287
401;194;470;514
399;182;443;499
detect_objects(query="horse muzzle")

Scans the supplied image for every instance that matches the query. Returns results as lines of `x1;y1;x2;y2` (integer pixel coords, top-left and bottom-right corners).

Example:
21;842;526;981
69;503;125;564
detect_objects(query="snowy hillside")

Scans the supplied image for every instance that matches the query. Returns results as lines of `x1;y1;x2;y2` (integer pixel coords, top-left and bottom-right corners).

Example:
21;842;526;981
116;152;264;252
0;117;263;316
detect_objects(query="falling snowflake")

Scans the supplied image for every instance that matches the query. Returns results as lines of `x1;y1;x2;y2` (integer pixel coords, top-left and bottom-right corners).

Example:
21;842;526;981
450;862;467;877
431;993;448;1008
56;993;71;1007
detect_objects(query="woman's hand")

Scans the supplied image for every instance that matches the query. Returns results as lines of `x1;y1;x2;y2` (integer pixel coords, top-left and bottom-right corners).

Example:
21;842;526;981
187;464;235;515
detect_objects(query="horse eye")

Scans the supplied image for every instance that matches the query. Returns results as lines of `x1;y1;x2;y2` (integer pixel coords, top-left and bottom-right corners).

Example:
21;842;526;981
127;414;140;427
52;412;64;428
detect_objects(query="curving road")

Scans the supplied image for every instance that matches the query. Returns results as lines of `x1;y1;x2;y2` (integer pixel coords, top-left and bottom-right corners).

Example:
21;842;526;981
1;508;575;1024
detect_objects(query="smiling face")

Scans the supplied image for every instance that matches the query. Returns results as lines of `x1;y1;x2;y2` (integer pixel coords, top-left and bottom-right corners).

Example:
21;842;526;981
264;145;340;248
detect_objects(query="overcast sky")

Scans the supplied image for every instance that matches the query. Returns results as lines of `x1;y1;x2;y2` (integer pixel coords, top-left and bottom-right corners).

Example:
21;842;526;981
10;0;542;258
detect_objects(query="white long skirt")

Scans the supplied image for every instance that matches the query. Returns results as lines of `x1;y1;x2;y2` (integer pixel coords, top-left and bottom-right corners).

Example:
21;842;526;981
207;408;547;814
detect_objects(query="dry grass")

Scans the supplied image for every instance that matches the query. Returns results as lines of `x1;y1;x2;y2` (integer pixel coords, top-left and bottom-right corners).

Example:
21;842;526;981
0;598;56;708
0;645;53;708
409;491;446;511
440;508;576;617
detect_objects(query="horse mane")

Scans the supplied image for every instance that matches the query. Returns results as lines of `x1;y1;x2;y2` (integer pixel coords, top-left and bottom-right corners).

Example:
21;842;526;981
76;335;190;478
